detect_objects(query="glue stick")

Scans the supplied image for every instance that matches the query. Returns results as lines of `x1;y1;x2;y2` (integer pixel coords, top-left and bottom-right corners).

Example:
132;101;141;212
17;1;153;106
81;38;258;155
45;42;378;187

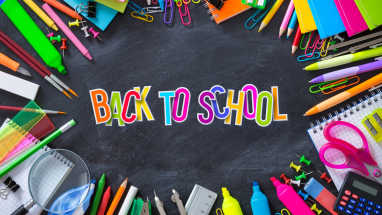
271;177;315;215
250;181;271;215
222;187;243;215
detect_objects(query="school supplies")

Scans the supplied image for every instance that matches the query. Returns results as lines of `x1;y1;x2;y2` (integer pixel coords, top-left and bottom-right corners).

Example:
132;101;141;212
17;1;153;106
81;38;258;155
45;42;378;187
333;0;368;37
305;46;382;71
279;0;294;38
292;26;302;55
327;31;382;52
304;178;339;215
185;185;217;215
118;186;138;215
0;72;39;100
290;179;303;187
271;177;315;215
221;187;243;215
0;105;66;114
362;108;382;142
245;0;275;29
287;10;297;38
0;0;66;74
293;0;316;33
42;0;82;20
130;197;151;215
89;27;103;41
43;3;93;61
310;76;360;95
89;174;106;215
205;0;251;25
171;187;187;215
280;173;291;184
333;172;382;214
354;0;382;30
0;53;30;76
106;178;128;215
94;0;129;13
310;59;382;84
317;170;332;183
250;182;271;215
297;155;311;165
206;0;225;10
68;19;86;27
23;0;58;31
258;0;284;32
97;186;111;215
60;39;67;56
1;177;20;199
306;0;346;39
154;191;166;215
87;1;97;17
242;0;266;9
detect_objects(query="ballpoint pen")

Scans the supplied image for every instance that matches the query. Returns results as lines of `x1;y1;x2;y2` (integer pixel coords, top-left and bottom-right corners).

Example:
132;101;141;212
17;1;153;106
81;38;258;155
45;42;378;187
154;191;167;215
171;187;186;215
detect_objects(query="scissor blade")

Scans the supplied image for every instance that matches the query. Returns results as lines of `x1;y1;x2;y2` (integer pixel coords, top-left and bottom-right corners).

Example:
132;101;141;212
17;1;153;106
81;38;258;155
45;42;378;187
365;164;382;184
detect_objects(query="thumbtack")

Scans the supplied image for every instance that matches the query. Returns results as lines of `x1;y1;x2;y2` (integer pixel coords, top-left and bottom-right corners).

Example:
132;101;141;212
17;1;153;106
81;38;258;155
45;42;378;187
307;202;322;215
290;162;306;173
295;172;312;181
46;27;57;44
81;26;91;37
298;190;310;200
290;179;304;187
296;155;311;166
50;35;61;43
89;27;102;41
280;173;291;184
60;39;67;57
317;170;332;183
68;19;86;27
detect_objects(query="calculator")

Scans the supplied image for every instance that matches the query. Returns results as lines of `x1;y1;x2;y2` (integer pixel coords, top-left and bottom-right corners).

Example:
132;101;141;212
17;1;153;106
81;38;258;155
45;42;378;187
334;172;382;215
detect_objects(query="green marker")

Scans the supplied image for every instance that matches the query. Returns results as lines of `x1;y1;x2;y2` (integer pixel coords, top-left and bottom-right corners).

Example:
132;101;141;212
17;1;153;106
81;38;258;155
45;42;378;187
0;0;66;74
0;120;76;178
90;174;106;215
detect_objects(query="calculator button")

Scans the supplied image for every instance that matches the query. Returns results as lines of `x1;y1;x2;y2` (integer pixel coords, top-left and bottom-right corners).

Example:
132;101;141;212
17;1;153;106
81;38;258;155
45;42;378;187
366;206;372;211
338;206;345;211
345;190;352;195
374;210;380;214
356;208;362;213
346;209;352;214
343;196;349;201
358;203;365;208
367;201;374;206
363;212;370;215
348;204;355;209
352;194;359;199
350;199;356;204
354;213;360;215
377;204;382;209
341;201;347;206
360;198;367;202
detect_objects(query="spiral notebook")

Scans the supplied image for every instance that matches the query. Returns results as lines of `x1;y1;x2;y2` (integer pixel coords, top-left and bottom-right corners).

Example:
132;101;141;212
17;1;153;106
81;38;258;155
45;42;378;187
307;90;382;190
205;0;250;24
0;119;73;215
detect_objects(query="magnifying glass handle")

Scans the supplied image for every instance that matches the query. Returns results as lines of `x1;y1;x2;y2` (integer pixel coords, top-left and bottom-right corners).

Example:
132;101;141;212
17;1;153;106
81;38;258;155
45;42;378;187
11;200;35;215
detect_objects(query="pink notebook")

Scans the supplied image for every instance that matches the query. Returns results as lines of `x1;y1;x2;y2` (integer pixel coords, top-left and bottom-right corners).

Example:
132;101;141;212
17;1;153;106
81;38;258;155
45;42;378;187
333;0;368;37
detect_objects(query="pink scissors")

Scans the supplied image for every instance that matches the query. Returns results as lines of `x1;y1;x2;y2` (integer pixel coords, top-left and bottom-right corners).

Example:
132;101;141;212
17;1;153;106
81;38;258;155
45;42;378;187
319;121;382;184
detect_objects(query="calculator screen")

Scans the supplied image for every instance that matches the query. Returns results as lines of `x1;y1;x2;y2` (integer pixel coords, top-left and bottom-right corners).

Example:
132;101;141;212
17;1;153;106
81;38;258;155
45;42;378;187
353;180;378;196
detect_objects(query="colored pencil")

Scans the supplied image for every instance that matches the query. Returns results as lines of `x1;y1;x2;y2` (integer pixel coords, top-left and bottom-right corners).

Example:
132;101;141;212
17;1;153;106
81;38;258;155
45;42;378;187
0;105;67;114
279;0;294;38
287;10;297;38
259;0;284;32
106;178;128;215
97;186;111;215
292;25;302;55
90;174;106;215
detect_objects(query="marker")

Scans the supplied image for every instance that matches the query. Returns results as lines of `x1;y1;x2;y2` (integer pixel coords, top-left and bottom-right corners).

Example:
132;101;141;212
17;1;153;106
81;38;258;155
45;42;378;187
42;0;82;20
259;0;284;32
279;0;294;38
0;53;31;76
90;174;106;215
106;178;128;215
23;0;58;31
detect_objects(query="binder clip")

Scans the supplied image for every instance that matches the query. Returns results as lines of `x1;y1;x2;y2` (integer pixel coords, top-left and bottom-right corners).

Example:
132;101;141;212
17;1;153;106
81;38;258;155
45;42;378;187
362;108;382;142
130;197;151;215
1;177;20;199
75;2;96;18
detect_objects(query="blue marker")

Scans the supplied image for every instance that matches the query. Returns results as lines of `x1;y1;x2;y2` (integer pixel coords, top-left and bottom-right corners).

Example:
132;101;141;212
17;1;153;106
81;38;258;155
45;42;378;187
158;0;165;10
287;10;297;39
250;181;271;215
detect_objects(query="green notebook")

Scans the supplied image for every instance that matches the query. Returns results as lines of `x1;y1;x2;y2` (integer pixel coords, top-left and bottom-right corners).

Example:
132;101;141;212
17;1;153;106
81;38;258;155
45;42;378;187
354;0;382;30
94;0;129;13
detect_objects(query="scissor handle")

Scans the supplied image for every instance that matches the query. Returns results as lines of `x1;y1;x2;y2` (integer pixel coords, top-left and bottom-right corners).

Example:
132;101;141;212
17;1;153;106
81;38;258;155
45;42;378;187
323;121;377;166
319;143;369;175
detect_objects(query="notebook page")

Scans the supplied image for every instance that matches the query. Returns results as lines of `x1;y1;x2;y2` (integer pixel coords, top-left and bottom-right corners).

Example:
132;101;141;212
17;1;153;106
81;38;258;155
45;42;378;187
307;93;382;190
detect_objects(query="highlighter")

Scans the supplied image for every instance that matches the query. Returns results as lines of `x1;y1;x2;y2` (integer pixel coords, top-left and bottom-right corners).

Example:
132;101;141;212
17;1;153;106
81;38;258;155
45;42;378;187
0;0;66;74
250;181;271;215
222;187;243;215
271;177;315;215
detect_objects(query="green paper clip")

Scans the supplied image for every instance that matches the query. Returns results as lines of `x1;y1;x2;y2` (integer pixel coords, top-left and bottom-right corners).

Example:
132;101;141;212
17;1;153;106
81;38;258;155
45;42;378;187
300;32;312;50
362;108;382;142
309;78;348;94
130;198;152;215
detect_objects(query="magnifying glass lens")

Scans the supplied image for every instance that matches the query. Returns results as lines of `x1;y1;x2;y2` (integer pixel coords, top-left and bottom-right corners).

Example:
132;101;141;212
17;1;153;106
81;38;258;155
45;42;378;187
28;149;90;213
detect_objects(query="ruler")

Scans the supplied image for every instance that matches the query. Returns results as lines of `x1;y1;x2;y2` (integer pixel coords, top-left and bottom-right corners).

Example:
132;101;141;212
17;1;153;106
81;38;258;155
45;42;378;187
185;185;217;215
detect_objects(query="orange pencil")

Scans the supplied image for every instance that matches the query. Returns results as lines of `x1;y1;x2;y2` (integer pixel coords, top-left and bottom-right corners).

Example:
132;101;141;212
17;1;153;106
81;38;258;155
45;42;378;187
42;0;82;20
106;178;128;215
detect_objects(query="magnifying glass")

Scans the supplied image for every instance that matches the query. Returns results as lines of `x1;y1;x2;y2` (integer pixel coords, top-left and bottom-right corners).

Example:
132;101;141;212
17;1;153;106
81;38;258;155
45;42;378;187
11;149;90;215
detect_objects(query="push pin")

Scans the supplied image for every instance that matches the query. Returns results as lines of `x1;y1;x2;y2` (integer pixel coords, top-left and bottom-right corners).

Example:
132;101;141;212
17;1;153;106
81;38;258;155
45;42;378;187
334;34;345;42
295;172;312;180
308;202;322;215
89;27;102;41
290;179;304;187
296;155;311;166
50;35;61;43
60;39;67;57
280;173;291;184
298;190;310;201
81;26;91;37
317;170;332;183
46;28;57;44
69;19;86;27
290;162;306;173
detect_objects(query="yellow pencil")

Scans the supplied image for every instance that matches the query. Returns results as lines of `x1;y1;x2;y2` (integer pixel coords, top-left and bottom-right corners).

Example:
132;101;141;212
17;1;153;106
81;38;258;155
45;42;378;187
258;0;284;32
23;0;58;31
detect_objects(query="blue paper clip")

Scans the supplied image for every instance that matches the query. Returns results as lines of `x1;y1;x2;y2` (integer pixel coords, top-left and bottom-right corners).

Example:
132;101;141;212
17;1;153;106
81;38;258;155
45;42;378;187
128;1;146;16
245;0;275;29
297;52;320;62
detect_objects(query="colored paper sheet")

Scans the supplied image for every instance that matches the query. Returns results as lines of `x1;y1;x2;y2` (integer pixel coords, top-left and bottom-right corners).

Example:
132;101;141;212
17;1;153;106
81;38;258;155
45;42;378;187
333;0;368;37
93;0;129;13
63;0;117;31
293;0;317;33
354;0;382;30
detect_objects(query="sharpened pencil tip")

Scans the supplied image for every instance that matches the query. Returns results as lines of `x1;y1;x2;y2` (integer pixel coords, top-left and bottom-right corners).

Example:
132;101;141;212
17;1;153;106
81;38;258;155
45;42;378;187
303;68;306;70
68;89;79;98
303;114;306;116
279;35;281;39
287;36;289;39
63;91;72;99
309;81;311;83
58;111;68;114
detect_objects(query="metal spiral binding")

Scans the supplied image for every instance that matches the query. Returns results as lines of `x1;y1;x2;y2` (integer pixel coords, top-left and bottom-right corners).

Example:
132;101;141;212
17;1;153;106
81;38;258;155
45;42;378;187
365;95;371;105
322;116;328;126
310;122;317;133
359;98;366;108
207;8;215;14
347;104;353;114
334;110;341;120
210;14;218;20
340;107;347;118
204;2;209;8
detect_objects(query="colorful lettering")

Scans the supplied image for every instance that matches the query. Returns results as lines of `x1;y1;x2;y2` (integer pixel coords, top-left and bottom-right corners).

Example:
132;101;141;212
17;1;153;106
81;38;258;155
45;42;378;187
197;91;215;125
272;86;288;121
242;84;258;120
89;89;111;124
121;90;141;124
256;91;273;127
106;91;124;126
158;91;175;126
210;85;229;119
225;90;245;126
134;86;155;121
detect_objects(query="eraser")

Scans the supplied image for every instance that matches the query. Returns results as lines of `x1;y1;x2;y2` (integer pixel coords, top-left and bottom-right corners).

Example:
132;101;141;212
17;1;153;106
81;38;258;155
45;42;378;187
304;178;339;215
0;71;39;100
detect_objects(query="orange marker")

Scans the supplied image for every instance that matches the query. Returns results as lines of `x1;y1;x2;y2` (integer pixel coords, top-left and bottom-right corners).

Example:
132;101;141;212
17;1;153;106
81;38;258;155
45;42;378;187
42;0;82;20
0;53;31;76
106;178;128;215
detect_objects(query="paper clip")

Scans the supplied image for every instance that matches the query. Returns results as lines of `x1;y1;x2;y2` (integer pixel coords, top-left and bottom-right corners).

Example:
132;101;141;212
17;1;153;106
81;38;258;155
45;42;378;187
131;11;154;22
183;0;191;5
297;52;320;62
299;32;311;50
164;0;173;24
245;0;274;29
310;78;348;93
152;0;158;4
320;37;332;57
143;7;163;13
305;32;324;58
216;208;223;215
322;76;360;94
179;3;191;25
175;0;182;7
128;1;146;16
275;209;291;215
192;0;200;4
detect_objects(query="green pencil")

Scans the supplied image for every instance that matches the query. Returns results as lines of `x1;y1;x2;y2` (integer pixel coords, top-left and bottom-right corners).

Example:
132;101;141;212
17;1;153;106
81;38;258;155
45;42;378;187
90;174;106;215
0;120;76;178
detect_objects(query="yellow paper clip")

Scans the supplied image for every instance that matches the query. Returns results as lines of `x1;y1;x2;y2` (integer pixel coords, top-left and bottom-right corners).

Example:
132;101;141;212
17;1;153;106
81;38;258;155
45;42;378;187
275;209;291;215
216;208;223;215
320;37;332;57
322;76;359;94
131;11;153;22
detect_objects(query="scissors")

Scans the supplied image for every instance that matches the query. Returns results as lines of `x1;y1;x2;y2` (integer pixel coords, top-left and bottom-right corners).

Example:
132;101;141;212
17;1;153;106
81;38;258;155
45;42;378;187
319;121;382;184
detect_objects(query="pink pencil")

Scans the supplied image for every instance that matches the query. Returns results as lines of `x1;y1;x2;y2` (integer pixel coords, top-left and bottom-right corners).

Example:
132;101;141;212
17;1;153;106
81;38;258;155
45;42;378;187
279;0;294;38
42;3;92;60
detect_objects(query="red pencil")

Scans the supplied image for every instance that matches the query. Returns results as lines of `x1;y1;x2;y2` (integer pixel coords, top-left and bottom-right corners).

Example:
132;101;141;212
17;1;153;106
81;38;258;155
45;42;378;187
97;186;111;215
292;25;302;55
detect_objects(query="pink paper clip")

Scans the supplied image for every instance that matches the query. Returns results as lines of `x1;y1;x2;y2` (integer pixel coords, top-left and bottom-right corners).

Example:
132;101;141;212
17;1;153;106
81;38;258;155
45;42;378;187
179;3;191;25
305;31;324;58
152;0;158;4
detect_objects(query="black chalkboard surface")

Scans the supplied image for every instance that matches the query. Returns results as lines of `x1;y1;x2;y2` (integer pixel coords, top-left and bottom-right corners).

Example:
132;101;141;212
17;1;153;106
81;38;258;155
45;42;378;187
0;0;380;214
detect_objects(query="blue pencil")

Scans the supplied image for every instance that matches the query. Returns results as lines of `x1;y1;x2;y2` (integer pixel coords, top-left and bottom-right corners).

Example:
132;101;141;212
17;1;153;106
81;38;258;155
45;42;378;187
287;10;297;39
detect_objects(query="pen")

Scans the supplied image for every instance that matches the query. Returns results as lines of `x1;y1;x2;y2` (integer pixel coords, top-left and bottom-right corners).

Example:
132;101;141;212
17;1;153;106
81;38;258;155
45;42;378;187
304;46;382;71
305;73;382;116
279;0;294;38
310;58;382;83
259;0;284;32
292;25;301;55
23;0;58;31
287;10;297;39
0;53;30;76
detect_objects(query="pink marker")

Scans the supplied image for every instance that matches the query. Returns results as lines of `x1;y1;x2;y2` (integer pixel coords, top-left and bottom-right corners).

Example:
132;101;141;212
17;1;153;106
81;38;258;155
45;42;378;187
42;3;92;60
279;0;294;38
271;177;315;215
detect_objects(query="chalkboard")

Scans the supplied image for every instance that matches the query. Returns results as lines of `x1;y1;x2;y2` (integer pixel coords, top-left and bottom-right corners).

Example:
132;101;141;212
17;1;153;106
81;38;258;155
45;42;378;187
0;1;379;214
